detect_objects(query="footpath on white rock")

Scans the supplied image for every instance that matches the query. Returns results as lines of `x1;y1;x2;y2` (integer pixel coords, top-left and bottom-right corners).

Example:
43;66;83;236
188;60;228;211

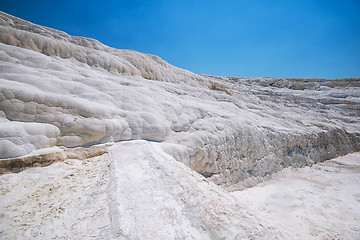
1;141;359;239
0;11;360;239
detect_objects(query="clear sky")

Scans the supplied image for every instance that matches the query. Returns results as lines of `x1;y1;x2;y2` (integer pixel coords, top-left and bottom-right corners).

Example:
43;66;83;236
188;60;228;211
1;0;360;78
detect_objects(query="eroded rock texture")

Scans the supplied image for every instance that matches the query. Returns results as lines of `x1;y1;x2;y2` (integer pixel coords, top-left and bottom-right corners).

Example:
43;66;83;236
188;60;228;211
0;11;359;189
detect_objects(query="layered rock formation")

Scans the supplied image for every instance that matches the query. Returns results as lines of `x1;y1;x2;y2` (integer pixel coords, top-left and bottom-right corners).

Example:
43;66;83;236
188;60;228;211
1;12;360;240
0;11;359;190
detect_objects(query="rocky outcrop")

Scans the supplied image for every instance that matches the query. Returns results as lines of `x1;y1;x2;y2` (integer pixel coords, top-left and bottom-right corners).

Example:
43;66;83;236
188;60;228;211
0;11;359;189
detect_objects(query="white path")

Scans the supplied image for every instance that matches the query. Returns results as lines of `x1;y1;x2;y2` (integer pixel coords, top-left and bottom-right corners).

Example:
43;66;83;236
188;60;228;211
1;141;359;239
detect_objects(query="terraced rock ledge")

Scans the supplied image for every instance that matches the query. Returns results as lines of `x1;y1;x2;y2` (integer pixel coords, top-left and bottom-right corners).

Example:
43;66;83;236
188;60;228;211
0;11;360;239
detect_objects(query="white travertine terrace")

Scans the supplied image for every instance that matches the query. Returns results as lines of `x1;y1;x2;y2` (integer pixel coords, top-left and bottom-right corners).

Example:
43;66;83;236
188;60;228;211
1;12;360;239
0;11;359;188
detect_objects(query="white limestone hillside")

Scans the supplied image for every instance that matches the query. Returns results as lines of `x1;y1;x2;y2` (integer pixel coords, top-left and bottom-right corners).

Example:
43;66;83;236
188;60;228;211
2;14;360;192
0;11;359;189
1;11;360;239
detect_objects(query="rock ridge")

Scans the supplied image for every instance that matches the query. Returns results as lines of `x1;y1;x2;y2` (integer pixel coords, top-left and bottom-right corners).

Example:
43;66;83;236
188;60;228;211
0;12;359;188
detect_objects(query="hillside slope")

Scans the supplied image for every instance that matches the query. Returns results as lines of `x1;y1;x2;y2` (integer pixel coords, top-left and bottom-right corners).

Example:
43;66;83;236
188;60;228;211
1;141;359;239
1;12;360;239
0;11;359;188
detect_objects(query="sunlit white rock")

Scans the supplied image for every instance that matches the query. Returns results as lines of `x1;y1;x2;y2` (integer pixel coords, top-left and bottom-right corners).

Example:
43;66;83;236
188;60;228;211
1;141;359;239
0;11;359;188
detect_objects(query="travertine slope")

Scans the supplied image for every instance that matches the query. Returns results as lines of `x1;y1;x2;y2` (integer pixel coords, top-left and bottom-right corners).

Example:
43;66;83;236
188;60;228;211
0;11;359;190
1;12;360;240
1;141;359;239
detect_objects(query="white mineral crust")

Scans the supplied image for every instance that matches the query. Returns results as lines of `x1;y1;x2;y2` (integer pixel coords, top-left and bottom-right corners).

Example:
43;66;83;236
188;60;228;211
0;11;359;239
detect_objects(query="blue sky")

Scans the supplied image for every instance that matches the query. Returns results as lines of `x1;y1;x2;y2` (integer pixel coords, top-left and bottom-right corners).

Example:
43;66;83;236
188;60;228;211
1;0;360;78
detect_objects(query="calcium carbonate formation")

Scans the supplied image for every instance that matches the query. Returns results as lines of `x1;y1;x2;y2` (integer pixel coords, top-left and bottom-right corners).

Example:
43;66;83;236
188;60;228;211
0;11;359;189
